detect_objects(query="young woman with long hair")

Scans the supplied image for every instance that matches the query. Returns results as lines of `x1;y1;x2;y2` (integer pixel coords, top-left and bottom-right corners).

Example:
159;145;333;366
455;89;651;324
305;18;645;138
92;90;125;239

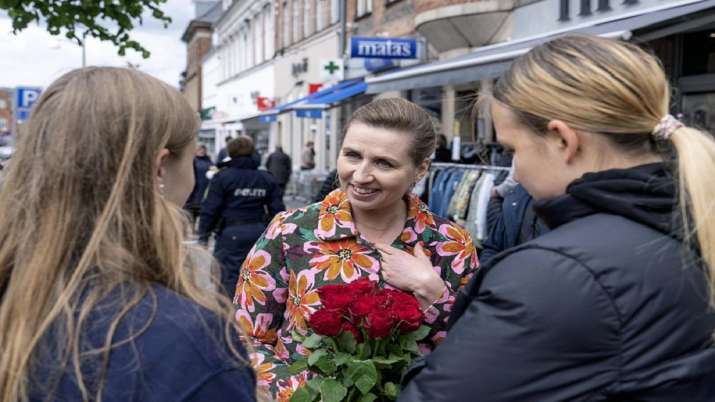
399;34;715;401
0;67;256;402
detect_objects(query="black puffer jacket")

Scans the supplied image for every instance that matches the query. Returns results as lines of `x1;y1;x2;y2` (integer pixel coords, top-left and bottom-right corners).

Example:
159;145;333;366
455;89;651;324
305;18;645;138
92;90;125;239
399;163;715;401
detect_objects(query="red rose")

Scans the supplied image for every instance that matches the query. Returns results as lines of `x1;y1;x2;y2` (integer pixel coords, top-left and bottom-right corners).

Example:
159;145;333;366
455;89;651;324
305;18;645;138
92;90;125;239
341;321;363;342
391;303;423;332
309;308;344;337
365;310;396;339
386;289;421;310
346;277;377;296
318;284;354;311
349;295;377;321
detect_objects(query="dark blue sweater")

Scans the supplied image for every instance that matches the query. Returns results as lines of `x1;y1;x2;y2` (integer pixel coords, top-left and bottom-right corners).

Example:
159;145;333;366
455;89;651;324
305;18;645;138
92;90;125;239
29;285;256;402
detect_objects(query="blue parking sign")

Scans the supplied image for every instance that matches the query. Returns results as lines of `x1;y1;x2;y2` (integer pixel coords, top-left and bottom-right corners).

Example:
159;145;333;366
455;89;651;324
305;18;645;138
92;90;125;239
15;87;42;122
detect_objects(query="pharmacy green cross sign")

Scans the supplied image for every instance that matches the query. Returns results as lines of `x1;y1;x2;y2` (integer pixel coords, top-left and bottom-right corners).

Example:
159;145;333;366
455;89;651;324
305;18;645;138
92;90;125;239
324;60;340;74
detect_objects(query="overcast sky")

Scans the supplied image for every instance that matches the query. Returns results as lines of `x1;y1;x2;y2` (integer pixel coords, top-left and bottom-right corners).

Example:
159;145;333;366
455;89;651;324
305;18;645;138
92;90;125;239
0;0;195;89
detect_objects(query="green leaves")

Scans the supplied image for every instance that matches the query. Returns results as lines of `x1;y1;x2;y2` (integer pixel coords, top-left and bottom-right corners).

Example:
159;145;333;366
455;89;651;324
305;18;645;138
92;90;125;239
346;360;378;395
0;0;172;58
337;330;357;354
302;333;323;349
320;379;348;402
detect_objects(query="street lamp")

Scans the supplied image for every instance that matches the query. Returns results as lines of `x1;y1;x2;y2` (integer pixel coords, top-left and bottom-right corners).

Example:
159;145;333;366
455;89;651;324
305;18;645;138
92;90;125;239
81;31;89;68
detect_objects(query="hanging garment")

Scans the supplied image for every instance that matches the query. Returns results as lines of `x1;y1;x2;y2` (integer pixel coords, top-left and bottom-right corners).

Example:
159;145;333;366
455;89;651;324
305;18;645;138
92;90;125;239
447;170;481;224
465;172;496;245
429;169;454;217
439;170;464;218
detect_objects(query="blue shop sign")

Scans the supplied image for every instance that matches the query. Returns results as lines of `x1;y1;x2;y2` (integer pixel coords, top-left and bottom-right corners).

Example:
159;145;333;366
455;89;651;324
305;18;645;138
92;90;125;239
350;37;417;59
364;58;395;73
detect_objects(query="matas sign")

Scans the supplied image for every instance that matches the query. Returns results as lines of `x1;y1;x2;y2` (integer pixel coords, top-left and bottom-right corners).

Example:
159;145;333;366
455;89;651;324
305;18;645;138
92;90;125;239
350;37;418;59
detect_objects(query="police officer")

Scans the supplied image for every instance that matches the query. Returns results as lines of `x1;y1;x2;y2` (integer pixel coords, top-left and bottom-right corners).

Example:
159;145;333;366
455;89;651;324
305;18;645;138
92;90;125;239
198;135;285;295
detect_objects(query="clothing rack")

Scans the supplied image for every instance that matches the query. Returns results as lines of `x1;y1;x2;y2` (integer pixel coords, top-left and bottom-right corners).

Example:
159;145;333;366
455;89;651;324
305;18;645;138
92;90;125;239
430;162;511;172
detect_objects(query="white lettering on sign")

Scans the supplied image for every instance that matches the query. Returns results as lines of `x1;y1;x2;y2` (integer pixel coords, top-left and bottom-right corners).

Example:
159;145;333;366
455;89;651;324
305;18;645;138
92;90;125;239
357;40;412;58
233;188;267;197
22;90;39;107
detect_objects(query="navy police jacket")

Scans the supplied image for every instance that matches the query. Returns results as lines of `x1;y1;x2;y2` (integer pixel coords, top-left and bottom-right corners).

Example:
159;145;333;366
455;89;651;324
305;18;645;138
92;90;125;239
198;156;285;242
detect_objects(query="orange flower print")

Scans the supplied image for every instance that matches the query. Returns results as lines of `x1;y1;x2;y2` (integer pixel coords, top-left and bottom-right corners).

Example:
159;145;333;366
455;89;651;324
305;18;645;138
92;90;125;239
401;227;418;243
436;224;478;274
233;250;276;312
316;190;355;238
407;195;436;234
265;211;298;240
306;239;379;282
276;372;309;402
285;270;321;334
235;310;276;344
251;352;276;387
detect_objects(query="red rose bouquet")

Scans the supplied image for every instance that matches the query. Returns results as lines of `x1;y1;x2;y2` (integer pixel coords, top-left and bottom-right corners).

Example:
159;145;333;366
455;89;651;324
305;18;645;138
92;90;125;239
288;278;430;402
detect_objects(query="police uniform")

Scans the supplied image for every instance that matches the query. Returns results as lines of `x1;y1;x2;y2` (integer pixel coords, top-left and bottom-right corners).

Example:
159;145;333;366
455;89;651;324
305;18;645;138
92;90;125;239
198;155;285;295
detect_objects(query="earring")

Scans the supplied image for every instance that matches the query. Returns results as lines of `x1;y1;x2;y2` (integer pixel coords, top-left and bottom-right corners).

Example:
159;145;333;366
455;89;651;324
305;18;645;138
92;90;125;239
158;181;165;194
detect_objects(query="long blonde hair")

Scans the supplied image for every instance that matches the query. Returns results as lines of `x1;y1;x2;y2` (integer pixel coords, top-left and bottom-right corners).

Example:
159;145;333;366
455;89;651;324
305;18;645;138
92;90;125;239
491;34;715;303
0;67;245;401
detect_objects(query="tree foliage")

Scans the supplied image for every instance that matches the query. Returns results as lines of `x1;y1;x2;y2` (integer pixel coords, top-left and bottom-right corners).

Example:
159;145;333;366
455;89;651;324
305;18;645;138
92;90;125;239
0;0;172;58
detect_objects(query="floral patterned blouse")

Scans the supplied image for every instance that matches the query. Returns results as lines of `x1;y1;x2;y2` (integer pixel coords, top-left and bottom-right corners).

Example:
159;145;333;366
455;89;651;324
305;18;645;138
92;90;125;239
233;189;479;400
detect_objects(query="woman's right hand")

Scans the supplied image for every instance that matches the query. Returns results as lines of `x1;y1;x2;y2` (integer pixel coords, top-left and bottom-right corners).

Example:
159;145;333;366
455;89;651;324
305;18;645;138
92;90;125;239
377;242;446;310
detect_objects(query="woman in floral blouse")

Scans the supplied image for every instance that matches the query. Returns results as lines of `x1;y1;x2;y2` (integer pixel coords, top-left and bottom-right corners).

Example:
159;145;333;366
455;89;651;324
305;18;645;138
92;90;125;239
234;98;479;400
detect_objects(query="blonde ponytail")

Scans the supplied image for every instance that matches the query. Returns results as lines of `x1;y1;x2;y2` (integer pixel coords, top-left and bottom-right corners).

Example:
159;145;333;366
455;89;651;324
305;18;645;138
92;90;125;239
670;127;715;303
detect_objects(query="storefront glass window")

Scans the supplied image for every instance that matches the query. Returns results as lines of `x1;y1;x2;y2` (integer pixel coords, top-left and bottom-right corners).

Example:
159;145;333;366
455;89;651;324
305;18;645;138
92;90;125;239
681;92;715;135
682;30;715;76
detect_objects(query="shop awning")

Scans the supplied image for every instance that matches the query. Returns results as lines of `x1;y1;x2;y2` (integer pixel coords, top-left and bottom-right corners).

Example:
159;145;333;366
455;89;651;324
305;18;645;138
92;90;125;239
259;79;362;122
293;80;368;118
366;0;715;93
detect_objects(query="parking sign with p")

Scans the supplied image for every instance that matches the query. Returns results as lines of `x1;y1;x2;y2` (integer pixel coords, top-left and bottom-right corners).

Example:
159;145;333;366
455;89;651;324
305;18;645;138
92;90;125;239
15;87;42;123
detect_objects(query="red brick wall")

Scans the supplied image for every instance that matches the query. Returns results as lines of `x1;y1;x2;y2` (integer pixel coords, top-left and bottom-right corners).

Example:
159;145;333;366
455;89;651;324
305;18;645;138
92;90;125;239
0;90;12;133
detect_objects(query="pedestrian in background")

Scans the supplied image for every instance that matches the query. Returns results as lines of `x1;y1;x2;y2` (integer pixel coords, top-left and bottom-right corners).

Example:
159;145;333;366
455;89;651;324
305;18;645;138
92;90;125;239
265;145;292;193
216;135;232;165
433;134;451;162
400;34;715;401
199;135;285;295
300;140;315;170
0;67;255;402
185;143;213;225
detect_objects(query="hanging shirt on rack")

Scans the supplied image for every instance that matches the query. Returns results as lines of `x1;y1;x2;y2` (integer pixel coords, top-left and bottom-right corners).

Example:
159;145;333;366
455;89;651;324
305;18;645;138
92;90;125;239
447;170;481;224
465;172;496;245
439;170;464;218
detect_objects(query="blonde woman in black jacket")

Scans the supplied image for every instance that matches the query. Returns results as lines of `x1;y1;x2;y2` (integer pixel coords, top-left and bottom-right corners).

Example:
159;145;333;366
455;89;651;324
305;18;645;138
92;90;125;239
399;34;715;401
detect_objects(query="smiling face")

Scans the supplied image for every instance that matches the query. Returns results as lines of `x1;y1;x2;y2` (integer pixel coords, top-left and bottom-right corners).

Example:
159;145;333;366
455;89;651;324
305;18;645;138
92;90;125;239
337;122;427;214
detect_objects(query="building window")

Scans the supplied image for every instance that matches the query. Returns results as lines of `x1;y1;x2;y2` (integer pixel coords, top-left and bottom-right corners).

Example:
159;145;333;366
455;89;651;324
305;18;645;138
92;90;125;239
385;0;401;4
254;13;262;63
303;0;312;38
282;1;290;47
357;0;372;18
264;4;274;58
330;0;339;24
316;0;327;31
292;0;301;42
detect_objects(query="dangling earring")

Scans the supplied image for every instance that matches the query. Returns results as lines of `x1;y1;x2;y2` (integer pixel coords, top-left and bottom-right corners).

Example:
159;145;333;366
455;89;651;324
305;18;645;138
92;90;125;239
158;180;165;195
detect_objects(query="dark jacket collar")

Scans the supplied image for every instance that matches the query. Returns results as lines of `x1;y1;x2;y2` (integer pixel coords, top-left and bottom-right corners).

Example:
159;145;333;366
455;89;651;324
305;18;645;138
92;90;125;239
226;156;259;170
533;163;677;235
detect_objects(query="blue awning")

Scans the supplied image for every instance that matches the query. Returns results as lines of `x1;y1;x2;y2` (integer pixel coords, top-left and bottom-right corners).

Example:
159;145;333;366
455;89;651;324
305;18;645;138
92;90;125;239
294;79;368;118
259;79;362;122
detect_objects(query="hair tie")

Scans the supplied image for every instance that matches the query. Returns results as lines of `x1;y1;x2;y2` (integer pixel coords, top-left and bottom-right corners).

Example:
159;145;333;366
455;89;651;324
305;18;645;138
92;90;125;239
652;114;683;141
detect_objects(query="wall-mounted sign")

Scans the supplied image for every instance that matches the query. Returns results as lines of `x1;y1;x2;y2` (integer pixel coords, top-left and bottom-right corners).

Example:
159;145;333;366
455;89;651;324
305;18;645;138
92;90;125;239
320;58;344;82
350;37;417;59
291;58;309;77
14;87;42;123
